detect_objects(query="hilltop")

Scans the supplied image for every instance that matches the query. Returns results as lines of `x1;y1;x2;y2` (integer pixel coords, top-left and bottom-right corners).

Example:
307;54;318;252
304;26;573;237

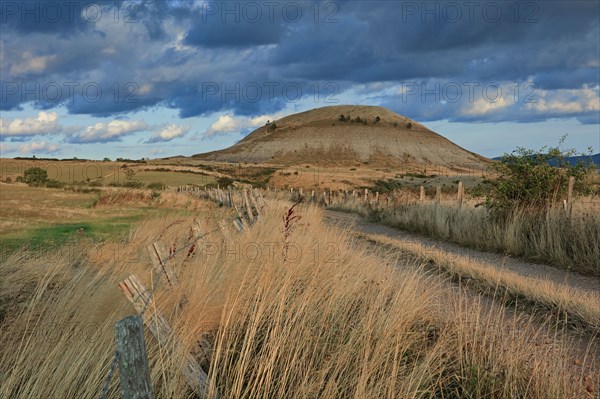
193;105;488;170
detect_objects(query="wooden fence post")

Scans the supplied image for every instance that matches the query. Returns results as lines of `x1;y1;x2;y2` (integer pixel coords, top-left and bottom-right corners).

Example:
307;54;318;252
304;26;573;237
364;189;368;203
249;191;261;216
566;176;575;217
419;186;425;201
118;276;216;398
243;190;255;222
457;181;464;207
435;185;442;204
115;316;153;399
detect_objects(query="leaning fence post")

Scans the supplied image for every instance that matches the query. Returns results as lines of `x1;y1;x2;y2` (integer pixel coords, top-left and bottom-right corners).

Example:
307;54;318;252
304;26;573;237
115;316;153;399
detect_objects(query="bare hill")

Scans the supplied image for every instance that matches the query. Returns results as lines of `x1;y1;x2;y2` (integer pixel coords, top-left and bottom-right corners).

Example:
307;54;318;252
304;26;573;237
194;105;488;169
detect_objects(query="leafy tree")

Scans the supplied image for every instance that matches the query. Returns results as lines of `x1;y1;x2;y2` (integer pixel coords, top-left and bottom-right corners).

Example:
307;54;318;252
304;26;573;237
487;136;595;218
23;167;48;185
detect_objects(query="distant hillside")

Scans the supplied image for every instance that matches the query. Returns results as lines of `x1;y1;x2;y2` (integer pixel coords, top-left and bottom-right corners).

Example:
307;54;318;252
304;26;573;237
193;105;488;170
560;153;600;168
493;153;600;168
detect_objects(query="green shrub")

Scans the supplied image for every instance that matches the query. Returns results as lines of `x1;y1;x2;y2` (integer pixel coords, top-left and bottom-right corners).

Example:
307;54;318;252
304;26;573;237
45;179;65;189
217;177;234;187
123;180;144;189
23;167;48;186
146;182;166;191
487;137;595;218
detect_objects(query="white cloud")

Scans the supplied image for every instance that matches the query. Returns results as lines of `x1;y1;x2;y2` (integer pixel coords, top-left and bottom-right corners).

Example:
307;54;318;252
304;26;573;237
525;86;600;114
462;97;510;116
147;124;190;143
203;114;282;138
69;120;148;143
0;111;62;137
18;141;60;155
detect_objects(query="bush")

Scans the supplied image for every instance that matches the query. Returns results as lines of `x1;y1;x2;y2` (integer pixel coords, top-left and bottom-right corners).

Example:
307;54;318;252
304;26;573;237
487;138;595;218
45;179;65;189
23;167;48;186
122;180;145;189
146;182;166;191
406;122;412;129
88;180;103;187
217;177;234;187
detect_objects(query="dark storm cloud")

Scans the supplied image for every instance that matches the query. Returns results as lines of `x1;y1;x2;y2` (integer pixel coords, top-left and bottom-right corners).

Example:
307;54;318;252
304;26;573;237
0;0;598;122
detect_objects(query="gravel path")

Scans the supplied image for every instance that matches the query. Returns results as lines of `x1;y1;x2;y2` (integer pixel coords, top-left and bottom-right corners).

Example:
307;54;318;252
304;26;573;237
324;210;600;295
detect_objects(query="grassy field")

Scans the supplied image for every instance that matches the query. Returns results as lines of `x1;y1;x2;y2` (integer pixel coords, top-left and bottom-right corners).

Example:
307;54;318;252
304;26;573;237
1;160;598;398
0;183;212;259
0;199;597;398
0;159;216;187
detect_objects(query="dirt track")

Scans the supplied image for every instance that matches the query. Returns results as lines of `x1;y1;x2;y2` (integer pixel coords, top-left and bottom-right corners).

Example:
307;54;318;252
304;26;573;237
324;210;600;295
324;210;600;392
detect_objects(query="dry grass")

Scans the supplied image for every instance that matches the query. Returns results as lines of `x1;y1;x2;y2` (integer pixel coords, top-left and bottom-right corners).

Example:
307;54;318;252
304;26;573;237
328;197;600;278
358;231;600;333
0;200;596;398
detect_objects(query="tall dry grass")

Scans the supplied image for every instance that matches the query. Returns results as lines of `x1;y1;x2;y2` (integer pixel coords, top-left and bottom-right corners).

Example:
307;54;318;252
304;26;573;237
0;201;595;398
328;197;600;277
358;231;600;333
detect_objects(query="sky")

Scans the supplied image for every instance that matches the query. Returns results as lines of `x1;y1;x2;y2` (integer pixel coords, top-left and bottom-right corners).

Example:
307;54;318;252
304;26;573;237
1;0;599;160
